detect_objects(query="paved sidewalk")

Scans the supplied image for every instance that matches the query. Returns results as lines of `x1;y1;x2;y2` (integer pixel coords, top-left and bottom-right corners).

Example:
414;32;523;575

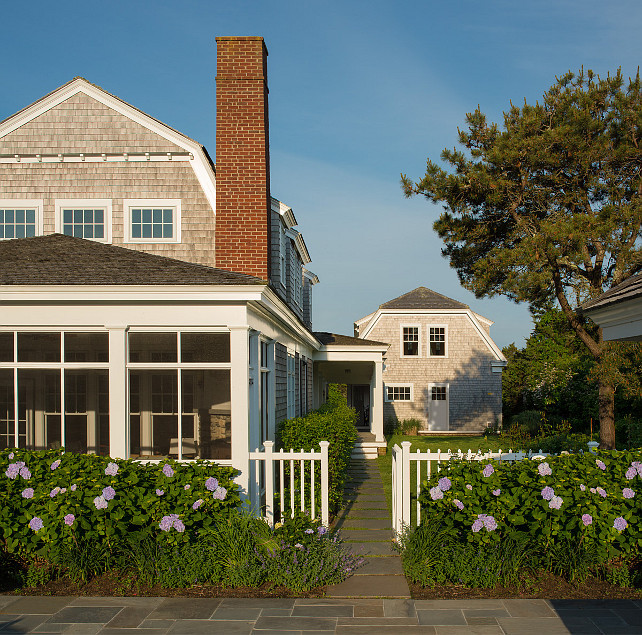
327;459;409;598
1;596;642;633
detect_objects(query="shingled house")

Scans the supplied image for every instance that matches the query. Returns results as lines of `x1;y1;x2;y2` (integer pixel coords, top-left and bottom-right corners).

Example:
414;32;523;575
354;287;506;433
0;36;390;502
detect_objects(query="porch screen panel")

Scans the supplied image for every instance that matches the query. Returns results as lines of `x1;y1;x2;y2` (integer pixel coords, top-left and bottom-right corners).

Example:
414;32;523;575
129;333;177;363
181;333;230;363
64;333;109;363
64;370;109;455
18;369;61;450
18;333;61;363
181;370;231;460
129;370;178;458
0;333;13;362
0;370;14;449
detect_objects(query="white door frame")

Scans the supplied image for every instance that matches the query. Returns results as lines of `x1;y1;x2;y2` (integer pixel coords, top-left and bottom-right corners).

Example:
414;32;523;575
427;382;449;431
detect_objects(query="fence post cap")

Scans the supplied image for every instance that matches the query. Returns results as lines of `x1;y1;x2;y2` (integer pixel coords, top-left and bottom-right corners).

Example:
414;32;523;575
401;441;412;448
263;440;274;448
319;440;330;448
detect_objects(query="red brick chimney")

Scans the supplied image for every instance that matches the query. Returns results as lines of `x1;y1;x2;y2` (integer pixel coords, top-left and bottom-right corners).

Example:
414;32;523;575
215;36;271;280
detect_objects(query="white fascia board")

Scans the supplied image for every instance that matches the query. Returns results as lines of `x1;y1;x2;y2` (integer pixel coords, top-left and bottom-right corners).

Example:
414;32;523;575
285;228;311;264
472;311;494;327
254;286;320;349
271;197;297;228
303;269;319;284
584;297;642;341
313;348;387;363
0;284;268;303
361;308;506;362
0;78;217;215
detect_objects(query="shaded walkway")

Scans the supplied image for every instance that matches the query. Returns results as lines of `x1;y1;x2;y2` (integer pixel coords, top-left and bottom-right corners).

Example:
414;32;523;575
327;459;410;598
1;596;641;633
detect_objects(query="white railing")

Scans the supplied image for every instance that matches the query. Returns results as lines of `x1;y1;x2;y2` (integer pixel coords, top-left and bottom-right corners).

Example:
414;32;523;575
249;440;329;528
391;441;554;539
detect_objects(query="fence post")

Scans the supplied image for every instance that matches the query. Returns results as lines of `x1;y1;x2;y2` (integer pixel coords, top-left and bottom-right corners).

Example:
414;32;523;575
263;441;274;528
401;441;412;532
391;444;401;539
319;441;330;527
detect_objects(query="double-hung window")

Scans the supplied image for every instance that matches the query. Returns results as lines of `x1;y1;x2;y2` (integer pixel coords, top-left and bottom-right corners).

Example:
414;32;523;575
428;326;447;357
55;200;111;242
123;199;181;243
401;326;420;357
0;200;43;239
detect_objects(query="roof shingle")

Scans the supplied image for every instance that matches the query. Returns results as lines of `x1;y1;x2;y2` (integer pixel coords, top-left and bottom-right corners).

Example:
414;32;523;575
314;332;388;347
0;234;265;286
380;287;468;310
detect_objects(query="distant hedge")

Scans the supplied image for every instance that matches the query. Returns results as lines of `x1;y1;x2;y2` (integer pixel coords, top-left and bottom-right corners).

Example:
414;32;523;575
277;385;358;513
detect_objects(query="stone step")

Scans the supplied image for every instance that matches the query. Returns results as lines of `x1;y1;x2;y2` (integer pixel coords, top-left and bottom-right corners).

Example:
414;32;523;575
337;518;391;530
342;500;389;511
326;574;410;598
344;494;387;503
341;529;393;541
358;557;404;575
342;509;390;519
344;541;398;556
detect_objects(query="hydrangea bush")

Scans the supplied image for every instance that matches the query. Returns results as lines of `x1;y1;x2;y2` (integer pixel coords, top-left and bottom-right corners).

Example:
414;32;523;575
416;450;642;564
0;448;240;558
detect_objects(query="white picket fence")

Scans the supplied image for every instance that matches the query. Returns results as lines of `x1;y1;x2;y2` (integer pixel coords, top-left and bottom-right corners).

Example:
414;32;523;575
391;441;555;538
249;440;329;528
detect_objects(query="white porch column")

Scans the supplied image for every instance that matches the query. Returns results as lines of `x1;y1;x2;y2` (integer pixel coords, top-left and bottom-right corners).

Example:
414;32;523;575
107;326;128;459
371;360;384;442
230;326;251;501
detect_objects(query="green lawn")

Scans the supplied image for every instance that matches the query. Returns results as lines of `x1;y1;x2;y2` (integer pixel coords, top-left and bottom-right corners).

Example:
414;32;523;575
376;434;507;523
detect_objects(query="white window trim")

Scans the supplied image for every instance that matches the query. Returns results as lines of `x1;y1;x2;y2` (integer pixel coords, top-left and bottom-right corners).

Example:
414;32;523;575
123;199;181;244
286;352;296;419
400;324;421;358
55;199;112;243
384;383;414;402
0;199;44;239
427;324;448;358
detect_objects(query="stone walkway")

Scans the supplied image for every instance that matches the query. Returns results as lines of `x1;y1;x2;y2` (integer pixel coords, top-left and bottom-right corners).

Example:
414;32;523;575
1;596;642;633
327;459;410;598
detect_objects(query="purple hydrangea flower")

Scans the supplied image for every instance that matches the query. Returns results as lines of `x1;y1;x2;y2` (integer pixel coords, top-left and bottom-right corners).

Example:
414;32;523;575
483;515;498;531
492;489;501;496
162;464;174;478
70;484;77;491
156;489;164;496
184;484;190;490
159;514;181;532
50;459;61;470
482;464;494;477
541;486;555;501
590;487;596;494
205;477;219;491
93;495;108;510
8;452;14;459
466;484;473;490
623;488;635;499
192;499;204;510
549;496;563;510
29;517;44;532
49;487;60;498
174;519;185;533
429;486;444;500
64;514;75;526
437;477;452;491
580;484;586;491
102;486;116;501
581;514;593;526
21;488;34;499
472;518;484;532
625;467;637;480
538;462;552;476
105;462;119;476
60;488;66;494
212;486;227;500
318;526;328;535
5;464;18;479
453;499;464;510
596;459;606;471
16;461;25;468
19;467;31;480
614;517;628;532
633;461;642;476
596;487;607;498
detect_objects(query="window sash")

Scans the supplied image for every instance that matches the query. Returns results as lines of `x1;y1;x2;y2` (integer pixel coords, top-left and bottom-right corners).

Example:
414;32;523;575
0;209;37;239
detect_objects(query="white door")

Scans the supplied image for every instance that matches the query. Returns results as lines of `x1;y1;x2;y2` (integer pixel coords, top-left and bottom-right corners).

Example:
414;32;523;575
428;383;449;431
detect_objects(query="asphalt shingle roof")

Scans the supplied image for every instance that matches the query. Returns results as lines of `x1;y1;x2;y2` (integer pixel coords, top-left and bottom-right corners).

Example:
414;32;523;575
0;234;265;286
580;273;642;312
313;332;388;347
379;286;468;310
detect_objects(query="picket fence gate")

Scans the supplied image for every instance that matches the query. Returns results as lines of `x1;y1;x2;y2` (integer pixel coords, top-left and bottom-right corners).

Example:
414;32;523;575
248;440;329;528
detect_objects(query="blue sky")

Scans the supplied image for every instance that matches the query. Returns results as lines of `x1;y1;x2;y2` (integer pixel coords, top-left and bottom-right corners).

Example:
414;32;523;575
2;0;640;348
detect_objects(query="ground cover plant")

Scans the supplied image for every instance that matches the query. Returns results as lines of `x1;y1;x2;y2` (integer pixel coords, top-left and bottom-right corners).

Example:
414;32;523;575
0;449;362;594
403;449;642;590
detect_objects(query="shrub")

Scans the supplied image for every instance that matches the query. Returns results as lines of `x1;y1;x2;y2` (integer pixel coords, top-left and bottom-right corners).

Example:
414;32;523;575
0;449;240;559
277;385;358;513
414;449;642;583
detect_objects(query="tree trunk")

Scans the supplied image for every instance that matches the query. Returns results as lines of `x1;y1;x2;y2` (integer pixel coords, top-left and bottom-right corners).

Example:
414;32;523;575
598;378;616;449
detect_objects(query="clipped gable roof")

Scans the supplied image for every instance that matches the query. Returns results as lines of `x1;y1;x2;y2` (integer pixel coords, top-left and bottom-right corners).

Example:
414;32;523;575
380;287;468;310
0;235;264;286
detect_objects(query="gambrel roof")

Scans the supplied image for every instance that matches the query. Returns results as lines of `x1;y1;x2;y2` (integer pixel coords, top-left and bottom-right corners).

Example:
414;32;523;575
379;287;469;310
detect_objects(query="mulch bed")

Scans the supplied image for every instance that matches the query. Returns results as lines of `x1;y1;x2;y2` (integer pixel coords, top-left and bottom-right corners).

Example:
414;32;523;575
410;571;642;600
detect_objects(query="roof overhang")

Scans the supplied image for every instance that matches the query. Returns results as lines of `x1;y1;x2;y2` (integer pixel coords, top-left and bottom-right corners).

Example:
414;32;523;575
285;228;311;264
581;296;642;342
